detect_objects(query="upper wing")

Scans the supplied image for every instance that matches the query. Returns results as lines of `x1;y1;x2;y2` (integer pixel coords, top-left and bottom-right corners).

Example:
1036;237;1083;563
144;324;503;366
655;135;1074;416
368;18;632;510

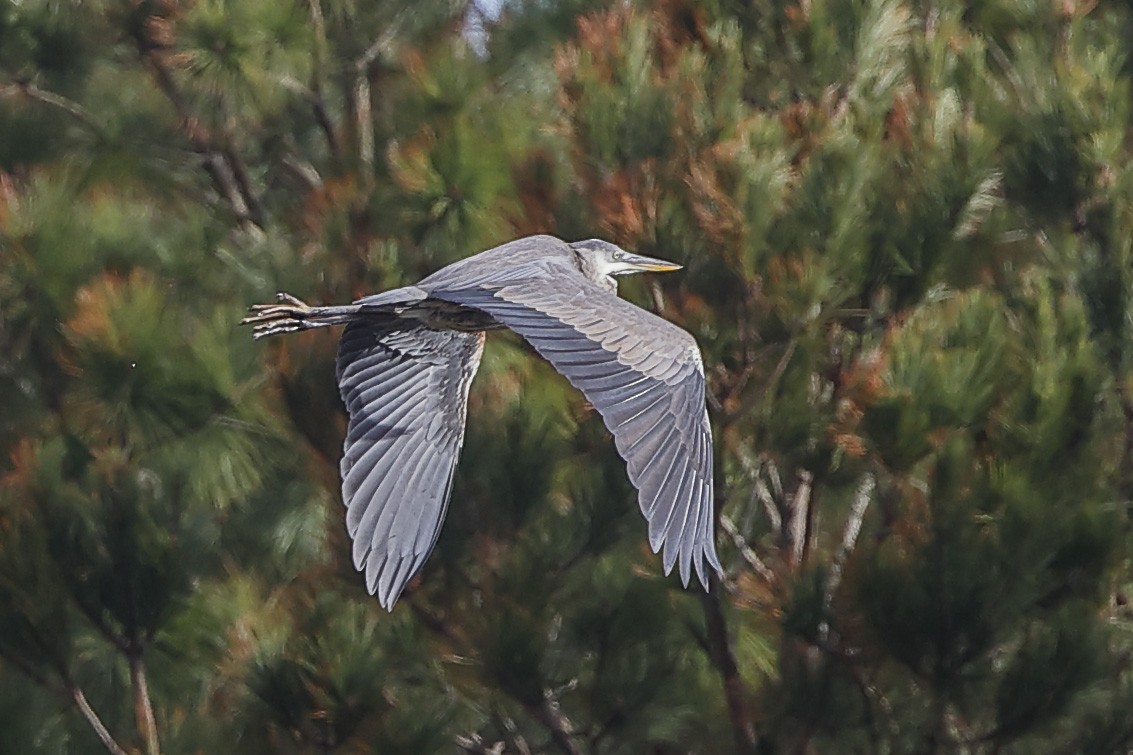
431;278;722;588
336;316;484;609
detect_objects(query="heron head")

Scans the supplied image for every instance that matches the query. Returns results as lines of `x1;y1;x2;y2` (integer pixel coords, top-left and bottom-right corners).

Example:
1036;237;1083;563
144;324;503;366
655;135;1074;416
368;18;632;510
570;239;683;279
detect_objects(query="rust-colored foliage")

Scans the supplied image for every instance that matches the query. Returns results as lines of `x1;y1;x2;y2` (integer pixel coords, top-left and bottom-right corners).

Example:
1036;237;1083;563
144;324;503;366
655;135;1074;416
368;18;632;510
63;270;133;348
509;148;559;236
685;148;746;246
589;163;660;242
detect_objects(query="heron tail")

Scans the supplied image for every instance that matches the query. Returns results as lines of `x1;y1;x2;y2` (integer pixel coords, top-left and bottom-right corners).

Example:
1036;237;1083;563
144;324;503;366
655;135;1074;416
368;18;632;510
241;293;363;339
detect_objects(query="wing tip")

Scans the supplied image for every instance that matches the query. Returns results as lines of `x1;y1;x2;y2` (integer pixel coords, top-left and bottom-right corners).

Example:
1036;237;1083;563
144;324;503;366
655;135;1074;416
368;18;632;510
361;545;429;611
656;536;724;592
365;562;403;612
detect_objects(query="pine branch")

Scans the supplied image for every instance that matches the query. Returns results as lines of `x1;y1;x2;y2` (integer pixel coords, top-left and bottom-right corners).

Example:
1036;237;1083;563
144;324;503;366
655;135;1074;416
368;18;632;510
700;583;758;754
454;734;504;754
786;470;814;569
705;424;757;751
723;338;797;425
825;474;873;597
819;473;873;643
73;685;130;755
0;80;106;140
305;0;342;165
281;153;324;193
352;17;404;174
528;688;583;755
496;713;533;755
220;143;265;227
352;75;374;175
129;652;161;755
132;34;265;230
719;514;775;583
755;477;780;530
356;20;402;73
1;650;129;755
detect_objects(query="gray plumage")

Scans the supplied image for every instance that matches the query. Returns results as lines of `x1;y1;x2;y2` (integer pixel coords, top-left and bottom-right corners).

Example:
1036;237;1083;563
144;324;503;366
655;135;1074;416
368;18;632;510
243;235;722;609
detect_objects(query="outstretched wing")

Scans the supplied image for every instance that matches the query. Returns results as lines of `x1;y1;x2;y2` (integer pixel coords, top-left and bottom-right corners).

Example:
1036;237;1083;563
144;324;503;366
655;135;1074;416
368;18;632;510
431;279;722;588
336;317;484;609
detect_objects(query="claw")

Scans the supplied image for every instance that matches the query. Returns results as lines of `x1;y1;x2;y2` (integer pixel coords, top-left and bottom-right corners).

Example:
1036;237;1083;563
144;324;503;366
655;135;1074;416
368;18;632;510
276;292;308;308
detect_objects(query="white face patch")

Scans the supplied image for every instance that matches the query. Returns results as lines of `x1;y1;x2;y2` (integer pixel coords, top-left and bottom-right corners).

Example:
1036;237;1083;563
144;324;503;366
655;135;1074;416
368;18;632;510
590;249;635;278
570;240;634;292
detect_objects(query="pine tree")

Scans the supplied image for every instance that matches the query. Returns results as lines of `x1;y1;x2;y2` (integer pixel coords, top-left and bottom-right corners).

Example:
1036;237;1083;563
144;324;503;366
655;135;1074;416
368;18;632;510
2;0;1132;752
532;0;1133;750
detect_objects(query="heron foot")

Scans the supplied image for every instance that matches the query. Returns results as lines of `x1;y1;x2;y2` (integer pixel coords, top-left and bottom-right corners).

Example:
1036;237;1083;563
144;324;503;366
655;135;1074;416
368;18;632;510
240;292;314;339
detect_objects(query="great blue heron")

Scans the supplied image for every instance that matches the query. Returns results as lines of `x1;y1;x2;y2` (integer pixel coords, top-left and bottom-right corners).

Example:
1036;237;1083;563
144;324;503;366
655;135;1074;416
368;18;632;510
243;235;722;609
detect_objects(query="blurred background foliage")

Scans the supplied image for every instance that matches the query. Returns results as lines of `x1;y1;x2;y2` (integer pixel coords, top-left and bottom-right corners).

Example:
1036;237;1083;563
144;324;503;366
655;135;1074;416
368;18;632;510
2;0;1132;752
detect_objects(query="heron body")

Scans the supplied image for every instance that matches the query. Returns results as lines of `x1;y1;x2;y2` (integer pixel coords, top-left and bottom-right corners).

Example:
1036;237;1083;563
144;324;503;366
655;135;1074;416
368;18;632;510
244;235;722;609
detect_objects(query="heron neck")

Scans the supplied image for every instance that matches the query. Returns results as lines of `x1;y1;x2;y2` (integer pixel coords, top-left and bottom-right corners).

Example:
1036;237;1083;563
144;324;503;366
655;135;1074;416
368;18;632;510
576;255;619;293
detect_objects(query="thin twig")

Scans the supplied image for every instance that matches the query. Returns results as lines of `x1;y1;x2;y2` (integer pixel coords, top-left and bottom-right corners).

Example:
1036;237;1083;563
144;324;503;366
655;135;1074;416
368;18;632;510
129;653;161;755
767;458;784;501
498;714;532;755
355;17;410;170
73;686;130;755
786;470;813;569
305;0;341;164
133;34;265;230
0;81;105;138
454;734;504;754
717;573;777;613
986;40;1028;102
281;153;323;192
706;383;724;413
735;449;781;532
356;23;402;72
353;75;374;173
529;688;583;755
312;90;341;166
220;144;264;226
147;55;253;224
1;648;129;755
826;474;874;597
754;477;779;531
353;24;401;173
819;473;874;643
723;338;798;425
719;514;775;583
648;279;666;312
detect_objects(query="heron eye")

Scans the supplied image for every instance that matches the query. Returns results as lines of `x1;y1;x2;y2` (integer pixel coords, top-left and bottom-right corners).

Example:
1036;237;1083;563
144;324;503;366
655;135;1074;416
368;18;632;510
613;251;625;260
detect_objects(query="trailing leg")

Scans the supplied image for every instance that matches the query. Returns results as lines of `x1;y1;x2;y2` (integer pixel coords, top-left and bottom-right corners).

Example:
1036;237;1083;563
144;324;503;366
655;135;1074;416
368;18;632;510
241;293;363;339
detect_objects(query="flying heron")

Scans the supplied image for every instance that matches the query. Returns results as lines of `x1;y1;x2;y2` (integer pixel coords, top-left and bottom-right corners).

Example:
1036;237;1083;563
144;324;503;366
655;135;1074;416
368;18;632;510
243;235;722;609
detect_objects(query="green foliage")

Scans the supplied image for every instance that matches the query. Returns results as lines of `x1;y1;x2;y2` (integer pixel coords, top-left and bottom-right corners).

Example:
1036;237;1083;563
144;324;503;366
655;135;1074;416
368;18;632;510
2;0;1132;752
